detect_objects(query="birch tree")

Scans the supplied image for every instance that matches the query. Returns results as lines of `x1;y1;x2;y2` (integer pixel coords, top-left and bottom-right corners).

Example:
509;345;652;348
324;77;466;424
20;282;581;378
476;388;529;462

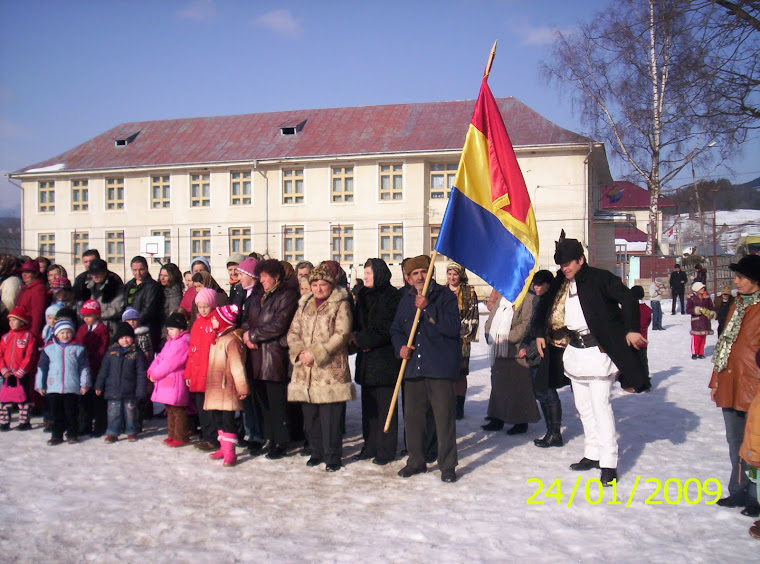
542;0;755;255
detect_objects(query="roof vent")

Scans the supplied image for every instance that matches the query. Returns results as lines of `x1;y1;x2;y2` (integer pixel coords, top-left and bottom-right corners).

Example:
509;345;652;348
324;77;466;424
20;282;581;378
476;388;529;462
115;131;140;147
279;119;306;136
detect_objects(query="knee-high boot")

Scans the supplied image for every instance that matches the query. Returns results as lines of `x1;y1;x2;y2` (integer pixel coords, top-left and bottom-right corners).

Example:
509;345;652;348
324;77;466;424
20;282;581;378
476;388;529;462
209;430;225;460
534;402;563;448
222;432;238;467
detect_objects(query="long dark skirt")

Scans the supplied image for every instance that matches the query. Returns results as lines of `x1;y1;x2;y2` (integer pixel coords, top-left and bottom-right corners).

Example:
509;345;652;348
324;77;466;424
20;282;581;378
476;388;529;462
486;357;541;424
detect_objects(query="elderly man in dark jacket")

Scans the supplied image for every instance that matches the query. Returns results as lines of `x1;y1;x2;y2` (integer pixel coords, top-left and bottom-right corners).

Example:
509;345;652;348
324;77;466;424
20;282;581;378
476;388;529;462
391;255;461;483
123;256;163;351
353;258;402;465
535;233;649;486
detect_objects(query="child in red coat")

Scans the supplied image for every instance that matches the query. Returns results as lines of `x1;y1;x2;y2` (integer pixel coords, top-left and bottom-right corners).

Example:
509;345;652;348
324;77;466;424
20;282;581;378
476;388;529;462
686;282;715;359
76;299;110;436
631;286;652;380
0;307;40;430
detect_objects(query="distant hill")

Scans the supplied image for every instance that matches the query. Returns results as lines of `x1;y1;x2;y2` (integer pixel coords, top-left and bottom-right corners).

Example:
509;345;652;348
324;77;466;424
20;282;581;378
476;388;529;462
665;176;760;214
0;217;21;255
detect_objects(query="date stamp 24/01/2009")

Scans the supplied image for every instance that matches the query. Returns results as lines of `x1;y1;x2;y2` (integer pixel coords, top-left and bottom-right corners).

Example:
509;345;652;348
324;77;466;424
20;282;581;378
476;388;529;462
526;477;722;508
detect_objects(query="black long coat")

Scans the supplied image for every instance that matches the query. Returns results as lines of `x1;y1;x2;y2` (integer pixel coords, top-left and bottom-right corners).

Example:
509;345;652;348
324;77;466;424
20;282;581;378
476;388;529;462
534;263;650;393
353;259;401;387
245;281;299;383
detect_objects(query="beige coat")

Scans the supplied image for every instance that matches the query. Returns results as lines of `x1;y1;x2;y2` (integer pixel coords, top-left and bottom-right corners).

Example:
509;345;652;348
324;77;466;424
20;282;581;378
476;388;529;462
287;286;356;404
203;328;249;412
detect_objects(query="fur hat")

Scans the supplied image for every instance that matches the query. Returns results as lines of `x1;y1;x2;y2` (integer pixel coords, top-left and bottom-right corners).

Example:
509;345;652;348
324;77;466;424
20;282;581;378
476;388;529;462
121;307;140;322
226;253;246;267
165;312;188;331
53;319;75;336
113;322;135;342
7;306;29;325
80;299;101;316
194;288;218;307
19;258;40;273
50;276;72;293
691;282;706;293
554;230;585;265
730;254;760;284
212;304;238;330
236;257;259;278
403;255;431;276
309;264;336;285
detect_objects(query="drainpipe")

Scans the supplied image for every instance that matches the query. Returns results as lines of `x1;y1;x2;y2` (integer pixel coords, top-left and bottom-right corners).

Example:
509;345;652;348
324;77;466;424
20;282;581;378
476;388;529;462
254;160;269;257
583;143;594;263
7;176;23;256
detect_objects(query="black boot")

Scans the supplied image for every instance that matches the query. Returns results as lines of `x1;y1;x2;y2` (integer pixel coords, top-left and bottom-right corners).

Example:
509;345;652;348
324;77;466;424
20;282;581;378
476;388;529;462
481;418;504;431
600;467;618;486
534;402;563;448
455;396;465;420
506;423;528;435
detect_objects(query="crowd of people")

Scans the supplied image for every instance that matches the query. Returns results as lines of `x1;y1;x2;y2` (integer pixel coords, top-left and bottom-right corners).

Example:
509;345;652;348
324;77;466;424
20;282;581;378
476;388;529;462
0;241;758;537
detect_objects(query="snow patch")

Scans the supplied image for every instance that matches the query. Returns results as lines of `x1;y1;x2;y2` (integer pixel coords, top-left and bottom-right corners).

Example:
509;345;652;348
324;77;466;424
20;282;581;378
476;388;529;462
25;163;65;173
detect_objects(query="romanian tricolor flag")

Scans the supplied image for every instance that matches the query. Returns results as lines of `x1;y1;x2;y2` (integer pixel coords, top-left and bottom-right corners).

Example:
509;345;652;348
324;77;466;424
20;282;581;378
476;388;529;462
436;73;539;308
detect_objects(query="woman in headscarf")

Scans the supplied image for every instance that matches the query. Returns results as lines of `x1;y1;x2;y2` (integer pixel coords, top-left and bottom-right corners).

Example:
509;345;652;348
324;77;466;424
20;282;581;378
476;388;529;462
352;258;401;465
159;263;184;320
178;257;211;314
184;270;227;324
287;264;355;472
446;262;479;420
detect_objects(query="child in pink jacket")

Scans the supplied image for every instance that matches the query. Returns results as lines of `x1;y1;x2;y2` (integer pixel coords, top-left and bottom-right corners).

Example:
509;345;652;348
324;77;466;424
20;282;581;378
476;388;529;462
147;313;190;447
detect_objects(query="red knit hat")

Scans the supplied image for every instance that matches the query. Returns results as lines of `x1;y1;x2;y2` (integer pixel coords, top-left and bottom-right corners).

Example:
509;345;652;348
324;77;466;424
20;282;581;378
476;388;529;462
212;304;238;331
80;299;102;316
7;306;29;325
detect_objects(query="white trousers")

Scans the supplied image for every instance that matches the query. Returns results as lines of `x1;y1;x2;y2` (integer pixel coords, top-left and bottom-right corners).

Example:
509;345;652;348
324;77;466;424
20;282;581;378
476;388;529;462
570;377;618;468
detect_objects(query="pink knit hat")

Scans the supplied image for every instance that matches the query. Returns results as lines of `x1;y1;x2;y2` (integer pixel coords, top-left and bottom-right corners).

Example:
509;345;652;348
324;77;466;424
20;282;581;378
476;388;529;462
194;287;218;307
236;257;258;278
80;299;102;316
212;304;238;331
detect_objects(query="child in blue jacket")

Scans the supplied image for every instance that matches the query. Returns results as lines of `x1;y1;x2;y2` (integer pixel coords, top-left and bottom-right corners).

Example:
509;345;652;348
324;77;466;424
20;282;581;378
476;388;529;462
95;322;147;443
35;319;90;445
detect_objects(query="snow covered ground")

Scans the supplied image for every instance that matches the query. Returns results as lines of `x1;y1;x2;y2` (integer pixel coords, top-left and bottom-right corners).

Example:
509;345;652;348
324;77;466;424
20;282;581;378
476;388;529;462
1;304;758;562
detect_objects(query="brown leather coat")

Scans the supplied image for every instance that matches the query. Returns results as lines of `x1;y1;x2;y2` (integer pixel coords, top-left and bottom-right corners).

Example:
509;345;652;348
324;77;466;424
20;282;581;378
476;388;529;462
709;301;760;412
740;392;760;468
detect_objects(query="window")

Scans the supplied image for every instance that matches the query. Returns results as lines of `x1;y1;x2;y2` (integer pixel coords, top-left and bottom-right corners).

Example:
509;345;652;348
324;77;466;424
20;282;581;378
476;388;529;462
282;168;304;204
150;229;171;264
190;229;211;261
230;171;252;205
190;172;210;207
72;232;89;263
331;225;354;263
430;163;457;199
282;225;304;262
229;227;252;254
105;231;124;264
71;179;88;211
378;224;403;262
38;233;55;259
38;181;55;212
379;164;403;200
151;175;171;208
331;166;354;203
105;177;124;210
430;224;440;252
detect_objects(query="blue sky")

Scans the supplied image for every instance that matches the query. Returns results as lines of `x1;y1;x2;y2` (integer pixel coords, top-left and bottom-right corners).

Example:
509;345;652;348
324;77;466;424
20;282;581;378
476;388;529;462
1;0;758;216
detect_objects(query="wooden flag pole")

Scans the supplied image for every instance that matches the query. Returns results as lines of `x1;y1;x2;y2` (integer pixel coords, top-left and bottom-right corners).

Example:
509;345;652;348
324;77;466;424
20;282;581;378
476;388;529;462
384;250;438;433
484;40;497;79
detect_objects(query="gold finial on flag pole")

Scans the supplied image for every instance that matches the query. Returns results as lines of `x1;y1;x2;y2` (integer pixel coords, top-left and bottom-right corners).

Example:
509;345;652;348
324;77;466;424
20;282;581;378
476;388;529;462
484;40;498;79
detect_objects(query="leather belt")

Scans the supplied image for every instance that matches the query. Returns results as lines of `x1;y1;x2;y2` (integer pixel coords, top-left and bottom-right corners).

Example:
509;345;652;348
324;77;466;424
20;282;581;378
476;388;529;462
568;331;599;349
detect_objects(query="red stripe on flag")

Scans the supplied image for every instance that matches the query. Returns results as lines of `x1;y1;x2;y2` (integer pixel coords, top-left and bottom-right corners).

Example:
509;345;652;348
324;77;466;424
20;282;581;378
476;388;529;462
470;79;531;223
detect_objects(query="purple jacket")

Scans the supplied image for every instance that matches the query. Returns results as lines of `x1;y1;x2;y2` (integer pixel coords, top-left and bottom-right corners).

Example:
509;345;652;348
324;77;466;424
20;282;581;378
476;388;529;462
148;331;190;407
687;293;715;336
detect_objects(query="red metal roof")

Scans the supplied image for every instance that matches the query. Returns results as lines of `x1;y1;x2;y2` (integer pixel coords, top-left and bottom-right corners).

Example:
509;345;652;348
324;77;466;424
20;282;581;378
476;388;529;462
600;181;676;209
16;98;592;174
615;225;648;242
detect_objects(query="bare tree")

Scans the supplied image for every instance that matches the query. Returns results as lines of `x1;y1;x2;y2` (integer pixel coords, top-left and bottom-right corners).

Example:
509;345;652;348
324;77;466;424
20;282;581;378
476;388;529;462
541;0;756;255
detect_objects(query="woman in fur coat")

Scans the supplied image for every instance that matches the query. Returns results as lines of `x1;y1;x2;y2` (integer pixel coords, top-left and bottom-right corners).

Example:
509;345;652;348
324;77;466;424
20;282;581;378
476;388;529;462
287;264;355;472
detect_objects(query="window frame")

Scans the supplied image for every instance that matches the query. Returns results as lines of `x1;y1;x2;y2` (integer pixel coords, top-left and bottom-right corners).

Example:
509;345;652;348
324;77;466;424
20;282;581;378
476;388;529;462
282;168;304;205
282;224;305;262
230;171;252;206
150;229;171;264
229;227;252;255
190;228;211;261
190;172;211;208
71;231;89;264
105;177;125;210
429;163;458;199
105;230;125;265
38;181;55;213
330;224;354;263
330;166;354;203
38;232;55;260
71;179;88;212
150;175;171;209
378;163;403;201
378;223;403;262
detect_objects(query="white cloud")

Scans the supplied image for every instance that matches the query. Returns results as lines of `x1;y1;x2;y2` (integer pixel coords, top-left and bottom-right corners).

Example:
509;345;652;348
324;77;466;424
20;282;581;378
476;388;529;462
509;21;572;46
178;0;216;22
252;9;301;38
